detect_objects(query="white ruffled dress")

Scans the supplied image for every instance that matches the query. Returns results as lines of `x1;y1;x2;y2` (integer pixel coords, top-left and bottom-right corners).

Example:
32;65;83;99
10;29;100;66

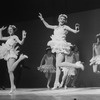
47;26;72;54
0;36;18;61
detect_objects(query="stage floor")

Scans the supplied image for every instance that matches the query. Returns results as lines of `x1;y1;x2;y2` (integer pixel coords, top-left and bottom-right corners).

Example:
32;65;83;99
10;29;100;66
0;87;100;100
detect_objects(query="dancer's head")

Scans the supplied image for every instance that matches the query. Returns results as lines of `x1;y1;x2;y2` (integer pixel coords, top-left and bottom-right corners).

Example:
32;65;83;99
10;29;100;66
46;47;52;54
8;25;17;35
73;45;78;52
96;33;100;44
70;45;78;54
58;14;68;25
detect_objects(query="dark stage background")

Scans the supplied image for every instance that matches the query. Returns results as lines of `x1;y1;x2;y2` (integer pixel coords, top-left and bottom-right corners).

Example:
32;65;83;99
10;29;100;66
1;9;100;88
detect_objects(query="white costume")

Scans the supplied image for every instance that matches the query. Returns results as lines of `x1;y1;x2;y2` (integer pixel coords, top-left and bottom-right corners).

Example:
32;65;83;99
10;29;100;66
61;53;76;76
0;36;18;60
90;44;100;65
47;26;72;54
38;54;55;73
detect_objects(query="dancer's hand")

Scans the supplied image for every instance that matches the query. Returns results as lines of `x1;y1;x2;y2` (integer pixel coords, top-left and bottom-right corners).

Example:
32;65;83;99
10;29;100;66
22;30;27;39
38;13;44;21
96;33;100;37
0;26;7;31
75;23;80;33
14;46;20;55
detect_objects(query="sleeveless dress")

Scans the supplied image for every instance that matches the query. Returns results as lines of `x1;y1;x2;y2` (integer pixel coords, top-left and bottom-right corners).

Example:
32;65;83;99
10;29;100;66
47;26;72;54
90;44;100;65
0;36;18;61
38;55;55;73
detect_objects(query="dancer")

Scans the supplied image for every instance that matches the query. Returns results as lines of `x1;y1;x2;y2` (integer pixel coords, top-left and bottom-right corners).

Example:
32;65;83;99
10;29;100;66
70;45;80;87
0;25;28;94
38;47;56;88
38;13;83;89
90;33;100;73
59;45;81;89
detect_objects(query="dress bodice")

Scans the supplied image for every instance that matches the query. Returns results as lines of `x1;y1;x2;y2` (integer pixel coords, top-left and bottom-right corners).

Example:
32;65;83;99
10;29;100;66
51;26;68;41
65;54;74;63
95;44;100;55
5;36;17;48
45;56;53;65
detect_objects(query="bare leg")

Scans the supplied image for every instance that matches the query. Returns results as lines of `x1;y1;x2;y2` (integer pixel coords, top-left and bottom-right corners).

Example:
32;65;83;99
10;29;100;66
47;73;52;89
52;53;64;89
7;54;28;94
71;69;79;87
64;75;71;89
71;75;76;87
92;64;98;73
45;72;48;79
59;69;68;88
59;61;84;70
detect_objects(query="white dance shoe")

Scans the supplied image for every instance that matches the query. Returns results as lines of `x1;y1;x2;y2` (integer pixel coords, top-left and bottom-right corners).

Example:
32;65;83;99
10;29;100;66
75;61;84;70
19;54;28;60
52;83;60;90
9;86;16;94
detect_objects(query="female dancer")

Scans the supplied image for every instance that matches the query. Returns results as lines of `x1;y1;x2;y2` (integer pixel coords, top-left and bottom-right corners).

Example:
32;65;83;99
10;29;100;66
90;33;100;73
38;47;56;88
38;13;84;89
0;25;28;94
59;45;81;88
60;45;81;89
70;45;80;87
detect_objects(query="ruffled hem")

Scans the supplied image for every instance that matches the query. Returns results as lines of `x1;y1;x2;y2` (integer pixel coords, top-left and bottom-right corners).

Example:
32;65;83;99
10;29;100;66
90;55;100;65
37;65;56;73
0;43;10;59
0;43;17;60
47;40;72;54
61;67;76;76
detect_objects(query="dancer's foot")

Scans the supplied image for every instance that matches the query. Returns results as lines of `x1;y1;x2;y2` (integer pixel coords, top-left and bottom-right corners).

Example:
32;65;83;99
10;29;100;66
75;61;84;70
59;82;63;88
19;54;28;61
47;85;50;89
52;83;60;90
64;85;68;89
96;70;100;74
71;84;76;88
9;86;16;94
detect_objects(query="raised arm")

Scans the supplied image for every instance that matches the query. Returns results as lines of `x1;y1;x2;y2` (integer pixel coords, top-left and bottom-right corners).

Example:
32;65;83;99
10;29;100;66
0;26;9;41
15;30;26;45
66;25;79;34
38;13;57;29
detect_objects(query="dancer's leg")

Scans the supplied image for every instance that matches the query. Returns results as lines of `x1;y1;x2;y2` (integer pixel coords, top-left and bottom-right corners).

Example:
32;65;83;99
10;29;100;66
7;54;28;94
64;75;71;89
45;72;48;79
92;64;98;73
7;58;17;94
47;73;52;88
71;69;79;87
59;61;84;70
52;53;64;89
59;69;68;88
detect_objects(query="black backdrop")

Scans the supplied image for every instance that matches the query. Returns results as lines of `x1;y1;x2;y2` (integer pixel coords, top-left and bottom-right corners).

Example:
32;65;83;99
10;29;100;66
1;8;100;88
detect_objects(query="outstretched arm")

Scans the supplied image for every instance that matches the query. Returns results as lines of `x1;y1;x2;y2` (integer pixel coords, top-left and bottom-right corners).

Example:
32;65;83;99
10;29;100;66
0;26;9;41
66;25;79;34
15;30;26;45
38;13;57;29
